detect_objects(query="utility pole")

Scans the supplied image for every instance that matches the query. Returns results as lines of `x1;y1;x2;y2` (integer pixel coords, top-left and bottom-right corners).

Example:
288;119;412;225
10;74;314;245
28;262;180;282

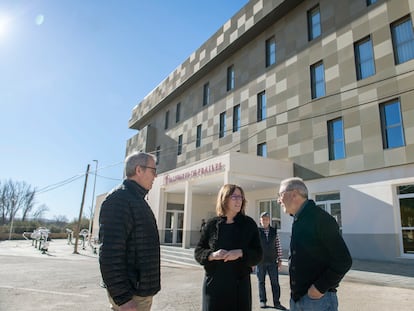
88;159;98;243
74;164;90;254
8;198;16;240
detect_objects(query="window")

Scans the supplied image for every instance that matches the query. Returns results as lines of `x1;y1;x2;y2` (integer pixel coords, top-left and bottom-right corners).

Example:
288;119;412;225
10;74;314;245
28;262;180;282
266;36;276;67
315;193;342;228
354;36;375;80
164;110;169;129
177;135;183;155
391;16;414;65
196;124;202;148
227;65;235;91
308;5;321;41
257;142;267;157
380;100;405;149
203;82;210;106
176;102;181;123
219;112;226;138
155;146;160;165
233;104;241;132
310;61;325;99
257;91;266;122
366;0;377;5
328;118;346;160
259;199;282;229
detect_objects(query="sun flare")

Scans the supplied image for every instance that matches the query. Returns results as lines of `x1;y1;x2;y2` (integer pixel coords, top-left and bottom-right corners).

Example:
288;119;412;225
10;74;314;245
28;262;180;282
0;15;11;38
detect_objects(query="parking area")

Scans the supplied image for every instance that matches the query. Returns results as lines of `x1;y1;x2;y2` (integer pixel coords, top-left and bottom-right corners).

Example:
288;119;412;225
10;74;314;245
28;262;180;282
0;239;413;311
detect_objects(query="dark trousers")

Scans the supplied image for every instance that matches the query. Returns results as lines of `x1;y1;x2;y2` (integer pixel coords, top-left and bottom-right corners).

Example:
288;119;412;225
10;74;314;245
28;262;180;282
202;273;252;311
256;262;281;306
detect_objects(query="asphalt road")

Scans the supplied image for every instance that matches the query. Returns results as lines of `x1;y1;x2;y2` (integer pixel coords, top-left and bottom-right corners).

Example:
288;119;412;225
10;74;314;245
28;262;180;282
0;239;413;311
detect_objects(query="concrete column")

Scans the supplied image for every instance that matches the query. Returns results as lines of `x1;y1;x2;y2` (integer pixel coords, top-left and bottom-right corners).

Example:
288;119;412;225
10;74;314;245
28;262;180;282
182;181;193;248
157;188;167;244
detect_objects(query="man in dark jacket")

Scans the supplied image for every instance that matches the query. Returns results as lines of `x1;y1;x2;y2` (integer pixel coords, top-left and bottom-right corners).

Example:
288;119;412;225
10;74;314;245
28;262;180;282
99;152;160;311
277;177;352;311
256;212;287;310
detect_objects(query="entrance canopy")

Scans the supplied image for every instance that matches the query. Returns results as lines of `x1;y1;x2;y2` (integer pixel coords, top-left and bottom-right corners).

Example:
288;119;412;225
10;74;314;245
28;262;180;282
159;151;293;196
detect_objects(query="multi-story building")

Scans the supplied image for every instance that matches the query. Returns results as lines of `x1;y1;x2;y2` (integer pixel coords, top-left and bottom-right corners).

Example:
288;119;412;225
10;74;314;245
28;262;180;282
126;0;414;261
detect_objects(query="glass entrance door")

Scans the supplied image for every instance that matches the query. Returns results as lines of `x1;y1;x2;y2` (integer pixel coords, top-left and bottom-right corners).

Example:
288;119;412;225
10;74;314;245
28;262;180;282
397;185;414;255
164;210;184;245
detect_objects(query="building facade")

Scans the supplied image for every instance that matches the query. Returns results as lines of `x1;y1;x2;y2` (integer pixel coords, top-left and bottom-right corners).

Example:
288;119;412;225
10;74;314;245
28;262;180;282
126;0;414;261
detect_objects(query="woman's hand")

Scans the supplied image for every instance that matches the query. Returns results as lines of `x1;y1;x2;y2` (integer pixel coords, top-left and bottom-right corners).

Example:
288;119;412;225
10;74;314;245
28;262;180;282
223;249;243;262
208;249;228;261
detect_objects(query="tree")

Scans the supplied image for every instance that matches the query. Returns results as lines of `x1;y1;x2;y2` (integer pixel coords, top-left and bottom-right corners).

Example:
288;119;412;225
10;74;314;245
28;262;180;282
0;179;37;224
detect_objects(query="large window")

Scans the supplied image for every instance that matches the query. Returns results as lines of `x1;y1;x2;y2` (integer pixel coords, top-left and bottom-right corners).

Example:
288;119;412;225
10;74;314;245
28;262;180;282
176;102;181;123
308;5;321;41
328;118;346;160
380;100;405;149
366;0;377;5
397;185;414;255
196;124;202;148
257;142;267;157
177;134;183;155
164;110;169;130
233;104;241;132
310;61;325;99
354;36;375;80
258;199;281;229
265;36;276;67
391;16;414;65
203;82;210;106
257;91;266;122
227;65;235;91
219;112;226;138
315;193;342;229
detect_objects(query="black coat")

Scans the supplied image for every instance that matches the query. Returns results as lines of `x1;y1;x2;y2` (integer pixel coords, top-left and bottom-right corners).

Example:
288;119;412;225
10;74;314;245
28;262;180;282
99;179;160;306
195;213;263;311
289;200;352;301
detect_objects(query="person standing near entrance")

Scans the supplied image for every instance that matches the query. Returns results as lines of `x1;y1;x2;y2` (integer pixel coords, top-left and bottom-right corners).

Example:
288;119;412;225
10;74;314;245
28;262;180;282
277;177;352;311
195;184;263;311
99;152;160;311
256;212;287;310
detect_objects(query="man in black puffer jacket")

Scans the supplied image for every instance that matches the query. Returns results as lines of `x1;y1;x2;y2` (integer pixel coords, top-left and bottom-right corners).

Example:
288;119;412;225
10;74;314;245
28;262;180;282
99;152;160;311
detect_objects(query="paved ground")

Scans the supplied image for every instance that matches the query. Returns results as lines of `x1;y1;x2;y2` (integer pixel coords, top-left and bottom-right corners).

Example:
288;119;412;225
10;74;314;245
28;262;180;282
0;239;413;311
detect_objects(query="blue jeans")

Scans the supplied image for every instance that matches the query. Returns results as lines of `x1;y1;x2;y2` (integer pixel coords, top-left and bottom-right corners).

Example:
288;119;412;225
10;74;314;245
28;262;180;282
256;262;280;305
290;291;338;311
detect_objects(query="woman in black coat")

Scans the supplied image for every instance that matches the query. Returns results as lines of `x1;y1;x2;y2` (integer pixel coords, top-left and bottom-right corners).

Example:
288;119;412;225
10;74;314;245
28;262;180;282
195;184;263;311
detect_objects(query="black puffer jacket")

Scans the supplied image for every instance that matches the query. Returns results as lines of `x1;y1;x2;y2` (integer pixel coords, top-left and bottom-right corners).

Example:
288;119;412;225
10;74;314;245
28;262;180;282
99;179;160;306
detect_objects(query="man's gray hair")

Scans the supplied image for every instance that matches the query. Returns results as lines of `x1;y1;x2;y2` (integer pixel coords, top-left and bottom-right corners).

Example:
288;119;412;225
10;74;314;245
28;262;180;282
280;177;308;199
125;152;156;177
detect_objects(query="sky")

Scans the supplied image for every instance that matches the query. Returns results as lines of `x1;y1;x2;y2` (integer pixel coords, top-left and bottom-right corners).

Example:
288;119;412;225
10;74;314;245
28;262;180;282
0;0;248;221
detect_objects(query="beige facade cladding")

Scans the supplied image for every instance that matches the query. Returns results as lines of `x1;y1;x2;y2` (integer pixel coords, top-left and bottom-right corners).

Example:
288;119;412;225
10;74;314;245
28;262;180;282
125;0;414;260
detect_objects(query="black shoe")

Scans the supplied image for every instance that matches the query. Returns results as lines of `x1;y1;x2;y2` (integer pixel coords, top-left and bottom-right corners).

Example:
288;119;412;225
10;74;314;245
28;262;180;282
274;304;288;310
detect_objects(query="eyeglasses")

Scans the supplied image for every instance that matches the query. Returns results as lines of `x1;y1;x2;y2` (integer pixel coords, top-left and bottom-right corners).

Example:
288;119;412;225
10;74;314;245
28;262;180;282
230;195;244;201
141;165;157;174
277;190;292;199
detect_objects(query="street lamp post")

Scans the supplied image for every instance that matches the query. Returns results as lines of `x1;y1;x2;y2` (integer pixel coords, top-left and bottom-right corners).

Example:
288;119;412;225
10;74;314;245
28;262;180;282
88;159;98;243
9;198;16;240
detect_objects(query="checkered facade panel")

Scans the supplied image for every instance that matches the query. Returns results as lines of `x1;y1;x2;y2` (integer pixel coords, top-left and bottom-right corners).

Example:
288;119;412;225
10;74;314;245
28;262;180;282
127;0;414;178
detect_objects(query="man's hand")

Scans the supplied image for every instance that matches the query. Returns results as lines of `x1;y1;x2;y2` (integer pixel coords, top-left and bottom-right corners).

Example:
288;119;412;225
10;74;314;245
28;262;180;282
307;284;324;299
119;299;137;311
